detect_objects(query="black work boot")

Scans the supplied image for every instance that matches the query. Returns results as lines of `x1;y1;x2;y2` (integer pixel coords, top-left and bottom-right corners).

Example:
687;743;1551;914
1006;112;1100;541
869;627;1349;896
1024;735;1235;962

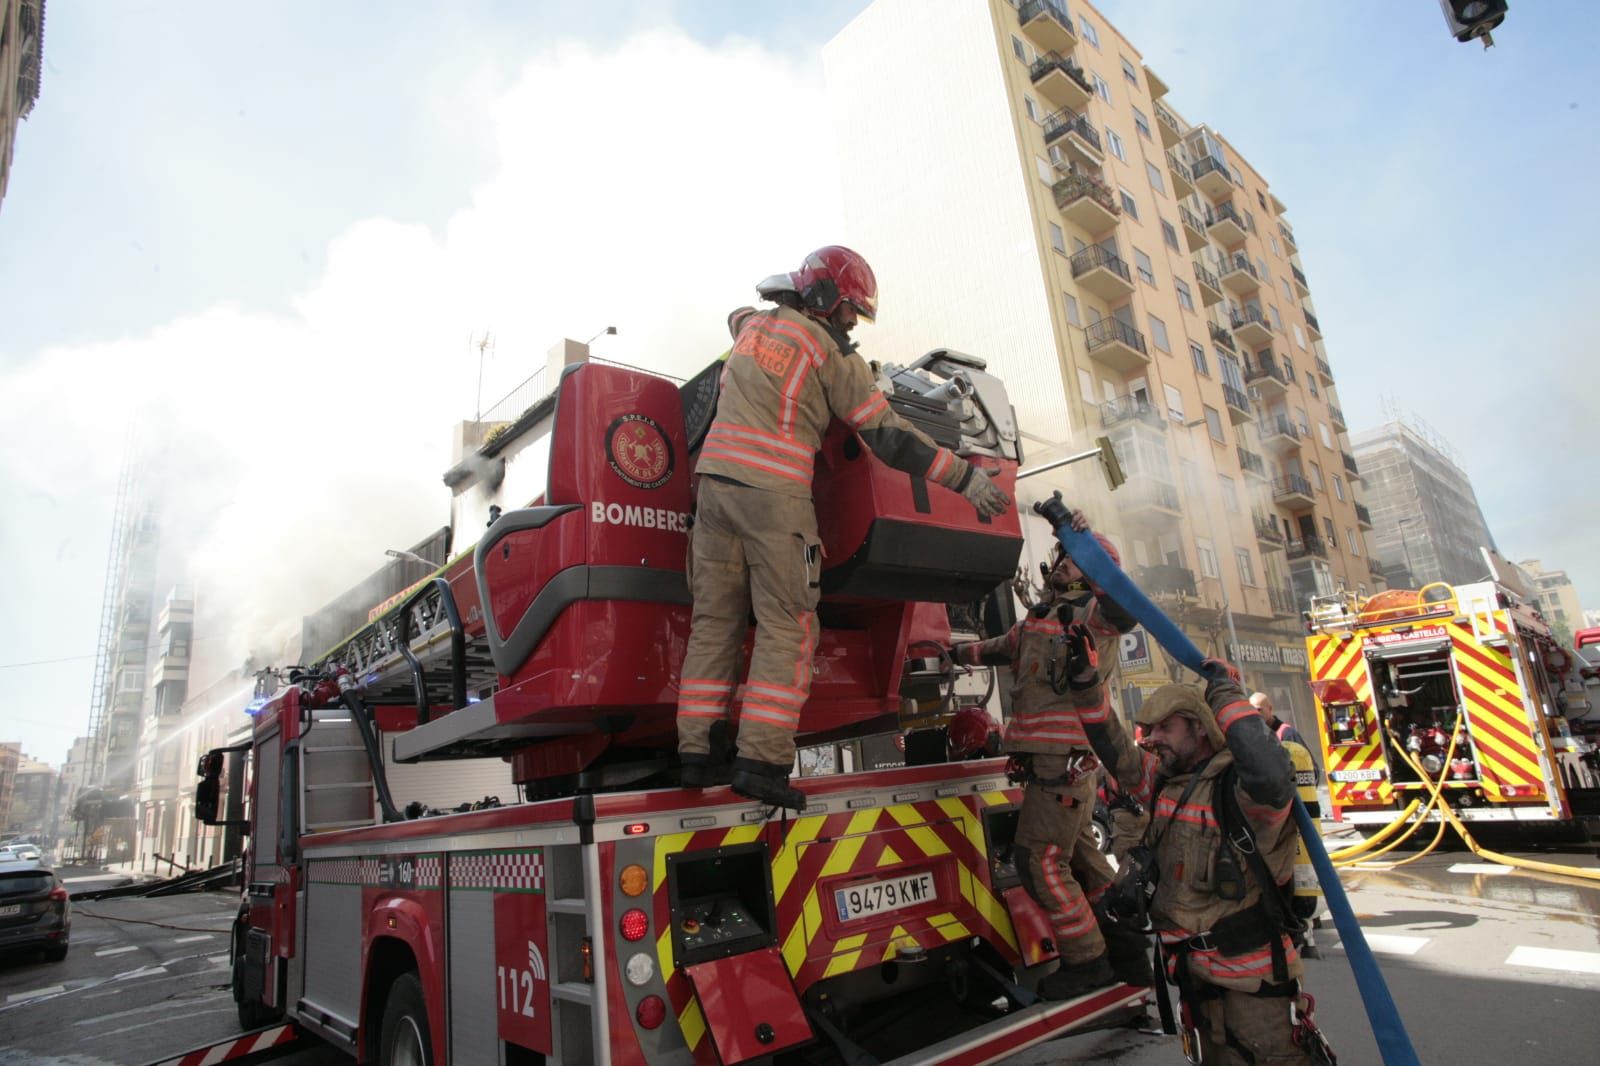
1095;903;1155;987
730;757;807;811
1036;953;1114;1000
679;754;708;789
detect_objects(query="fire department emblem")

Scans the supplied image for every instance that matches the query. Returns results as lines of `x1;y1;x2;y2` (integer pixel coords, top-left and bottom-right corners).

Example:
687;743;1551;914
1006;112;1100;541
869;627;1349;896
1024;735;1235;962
606;414;673;490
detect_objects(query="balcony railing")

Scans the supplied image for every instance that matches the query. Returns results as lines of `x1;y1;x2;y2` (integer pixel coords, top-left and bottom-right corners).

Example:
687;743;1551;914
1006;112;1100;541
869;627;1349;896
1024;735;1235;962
1328;402;1346;427
1099;394;1166;431
1030;51;1094;95
1291;264;1309;289
1272;473;1315;502
1231;305;1272;334
1304;308;1322;334
1166;150;1193;185
1133;563;1198;599
1044;108;1101;153
1315;355;1333;381
1209;320;1236;352
1126;476;1182;513
1286;535;1328;560
1192;155;1230;186
1179;205;1206;234
1269;583;1298;615
1019;0;1077;48
1222;382;1250;414
1253;512;1285;543
1084;316;1148;356
1193;260;1222;293
1279;224;1297;250
1155;104;1183;140
1052;170;1119;217
1237;447;1266;478
1245;355;1290;389
1355;502;1373;526
1259;413;1301;441
1070;244;1132;285
1223;251;1258;279
1208;201;1245;229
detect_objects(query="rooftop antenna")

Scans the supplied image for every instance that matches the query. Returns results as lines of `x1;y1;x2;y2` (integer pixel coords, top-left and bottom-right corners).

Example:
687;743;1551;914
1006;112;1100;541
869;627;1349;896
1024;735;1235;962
474;332;494;421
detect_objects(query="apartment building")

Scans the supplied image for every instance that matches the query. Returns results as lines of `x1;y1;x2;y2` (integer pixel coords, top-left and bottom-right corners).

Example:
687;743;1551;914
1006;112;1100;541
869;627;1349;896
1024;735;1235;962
0;0;44;213
1516;559;1585;643
1352;419;1497;589
824;0;1375;728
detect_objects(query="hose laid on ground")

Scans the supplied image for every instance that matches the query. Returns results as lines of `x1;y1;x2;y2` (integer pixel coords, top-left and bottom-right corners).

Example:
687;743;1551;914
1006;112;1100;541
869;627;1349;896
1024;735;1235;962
1332;722;1464;868
1035;497;1422;1066
1325;800;1422;861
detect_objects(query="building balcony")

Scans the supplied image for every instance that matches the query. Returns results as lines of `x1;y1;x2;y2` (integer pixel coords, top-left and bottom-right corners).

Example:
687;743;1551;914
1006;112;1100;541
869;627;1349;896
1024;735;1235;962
152;660;190;687
1254;511;1286;547
1237;446;1267;480
1291;263;1311;298
1356;502;1374;529
1221;382;1252;425
1166;150;1195;198
1287;535;1329;561
1191;155;1234;199
1193;261;1224;307
1155;104;1184;149
1231;306;1273;348
1122;476;1184;524
1070;244;1135;300
1206;202;1248;246
1146;65;1171;100
1031;53;1094;112
1043;108;1102;166
1084;317;1150;372
1178;205;1209;252
1053;170;1119;234
1209;320;1236;353
1303;307;1323;340
1272;473;1317;508
1279;224;1298;252
1219;251;1260;295
1134;562;1198;600
1244;354;1290;397
1019;0;1078;54
1328;402;1347;431
1315;355;1334;385
1257;414;1302;454
1099;394;1166;432
1342;451;1360;479
1269;583;1299;616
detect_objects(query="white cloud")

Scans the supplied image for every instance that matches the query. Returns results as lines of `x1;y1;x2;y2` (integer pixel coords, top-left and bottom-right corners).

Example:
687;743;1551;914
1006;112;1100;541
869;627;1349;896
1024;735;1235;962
0;30;843;750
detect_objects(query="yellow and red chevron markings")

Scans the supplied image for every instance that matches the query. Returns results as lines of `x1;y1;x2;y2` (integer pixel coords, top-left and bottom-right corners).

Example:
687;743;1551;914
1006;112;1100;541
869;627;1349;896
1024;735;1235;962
651;795;1019;1056
1306;633;1393;811
1447;620;1547;803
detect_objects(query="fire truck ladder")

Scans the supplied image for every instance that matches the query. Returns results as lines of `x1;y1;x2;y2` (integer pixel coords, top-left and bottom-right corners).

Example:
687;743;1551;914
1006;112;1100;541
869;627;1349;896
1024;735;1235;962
545;797;614;1064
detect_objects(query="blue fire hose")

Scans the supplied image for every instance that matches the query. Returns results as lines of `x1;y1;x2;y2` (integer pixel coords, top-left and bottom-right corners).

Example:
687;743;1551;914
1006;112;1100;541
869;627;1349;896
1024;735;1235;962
1034;494;1420;1066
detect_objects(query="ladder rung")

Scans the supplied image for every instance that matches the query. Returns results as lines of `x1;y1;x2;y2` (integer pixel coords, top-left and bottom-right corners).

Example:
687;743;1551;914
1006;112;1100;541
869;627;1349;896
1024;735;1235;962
547;898;588;916
304;745;368;754
307;818;373;831
552;982;594;1006
305;782;374;792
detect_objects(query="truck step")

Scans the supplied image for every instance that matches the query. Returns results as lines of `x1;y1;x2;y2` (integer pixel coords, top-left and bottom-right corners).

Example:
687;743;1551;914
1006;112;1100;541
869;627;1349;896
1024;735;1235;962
142;1022;301;1066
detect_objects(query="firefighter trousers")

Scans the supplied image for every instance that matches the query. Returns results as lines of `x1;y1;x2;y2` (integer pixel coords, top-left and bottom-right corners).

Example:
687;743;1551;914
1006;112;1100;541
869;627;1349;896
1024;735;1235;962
1013;758;1115;965
1193;985;1317;1065
677;477;822;768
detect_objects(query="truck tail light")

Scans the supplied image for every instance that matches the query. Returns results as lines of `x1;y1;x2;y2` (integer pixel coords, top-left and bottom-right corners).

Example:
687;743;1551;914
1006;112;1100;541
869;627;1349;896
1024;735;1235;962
620;908;649;942
619;863;648;897
636;995;667;1030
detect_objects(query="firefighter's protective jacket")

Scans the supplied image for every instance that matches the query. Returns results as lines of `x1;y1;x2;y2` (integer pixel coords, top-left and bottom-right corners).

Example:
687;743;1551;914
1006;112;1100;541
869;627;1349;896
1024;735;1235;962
697;305;975;499
1090;692;1302;992
953;594;1124;754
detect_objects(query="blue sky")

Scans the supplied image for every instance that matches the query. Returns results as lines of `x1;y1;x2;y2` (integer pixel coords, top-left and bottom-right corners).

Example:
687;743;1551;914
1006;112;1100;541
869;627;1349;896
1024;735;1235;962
0;1;1595;767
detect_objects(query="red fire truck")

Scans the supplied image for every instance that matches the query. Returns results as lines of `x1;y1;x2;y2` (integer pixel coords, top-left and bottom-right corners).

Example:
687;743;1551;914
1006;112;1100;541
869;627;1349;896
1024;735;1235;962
185;353;1144;1065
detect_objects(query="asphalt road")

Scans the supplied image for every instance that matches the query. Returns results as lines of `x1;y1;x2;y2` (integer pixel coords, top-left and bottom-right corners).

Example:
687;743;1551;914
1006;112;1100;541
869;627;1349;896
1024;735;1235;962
7;839;1600;1065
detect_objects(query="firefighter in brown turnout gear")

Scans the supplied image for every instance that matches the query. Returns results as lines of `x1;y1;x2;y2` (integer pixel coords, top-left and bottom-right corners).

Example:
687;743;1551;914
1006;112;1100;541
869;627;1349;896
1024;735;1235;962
948;511;1154;999
677;246;1011;810
1091;667;1334;1064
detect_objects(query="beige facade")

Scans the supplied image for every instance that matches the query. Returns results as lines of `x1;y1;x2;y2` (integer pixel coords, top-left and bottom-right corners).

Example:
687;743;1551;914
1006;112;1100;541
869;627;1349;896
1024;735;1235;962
824;0;1376;735
0;0;44;213
1518;559;1585;641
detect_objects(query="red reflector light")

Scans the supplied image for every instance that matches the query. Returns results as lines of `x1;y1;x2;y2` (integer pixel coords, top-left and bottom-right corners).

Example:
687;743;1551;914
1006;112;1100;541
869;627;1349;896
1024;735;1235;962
48;886;68;903
636;994;667;1029
620;908;649;942
624;822;649;836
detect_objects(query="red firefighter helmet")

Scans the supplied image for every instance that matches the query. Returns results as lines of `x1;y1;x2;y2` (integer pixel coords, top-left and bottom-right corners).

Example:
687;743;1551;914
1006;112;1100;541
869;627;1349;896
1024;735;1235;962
947;706;993;759
791;245;878;322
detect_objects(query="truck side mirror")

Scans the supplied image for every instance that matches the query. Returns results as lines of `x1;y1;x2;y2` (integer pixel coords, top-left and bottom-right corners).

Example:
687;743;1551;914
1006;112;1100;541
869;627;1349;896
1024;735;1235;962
194;749;225;825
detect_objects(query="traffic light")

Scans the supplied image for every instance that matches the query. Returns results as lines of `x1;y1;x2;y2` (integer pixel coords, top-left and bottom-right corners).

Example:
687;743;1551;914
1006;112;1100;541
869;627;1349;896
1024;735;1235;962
1439;0;1508;47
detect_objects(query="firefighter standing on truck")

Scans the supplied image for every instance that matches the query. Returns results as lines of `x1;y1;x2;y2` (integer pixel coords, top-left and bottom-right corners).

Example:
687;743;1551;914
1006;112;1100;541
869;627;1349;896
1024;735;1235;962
677;245;1011;810
1090;666;1335;1064
948;511;1154;998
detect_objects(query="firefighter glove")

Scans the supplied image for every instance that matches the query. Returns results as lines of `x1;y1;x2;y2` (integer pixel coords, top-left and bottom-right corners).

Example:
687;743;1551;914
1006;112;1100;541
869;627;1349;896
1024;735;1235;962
961;467;1011;518
1062;622;1099;690
1201;657;1247;716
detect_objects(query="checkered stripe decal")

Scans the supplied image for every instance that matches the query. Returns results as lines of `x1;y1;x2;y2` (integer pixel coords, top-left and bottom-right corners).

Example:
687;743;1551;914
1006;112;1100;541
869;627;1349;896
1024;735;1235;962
308;857;379;885
449;848;545;892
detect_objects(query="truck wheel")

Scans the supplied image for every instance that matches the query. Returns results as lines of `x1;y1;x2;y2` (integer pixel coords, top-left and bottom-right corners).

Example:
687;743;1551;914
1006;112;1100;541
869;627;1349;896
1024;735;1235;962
380;972;432;1066
1091;816;1110;854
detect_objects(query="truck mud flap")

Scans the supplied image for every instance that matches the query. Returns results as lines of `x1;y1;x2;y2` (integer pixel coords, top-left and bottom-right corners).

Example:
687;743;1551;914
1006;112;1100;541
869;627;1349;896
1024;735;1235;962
877;984;1146;1066
1000;885;1060;969
685;945;814;1063
140;1022;302;1066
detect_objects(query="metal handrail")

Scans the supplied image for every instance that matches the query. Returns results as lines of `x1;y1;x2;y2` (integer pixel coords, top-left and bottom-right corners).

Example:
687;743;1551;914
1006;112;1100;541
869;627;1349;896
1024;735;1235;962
1209;320;1236;351
1304;308;1322;332
1246;357;1289;389
1053;171;1118;216
1155;105;1183;136
1179;205;1206;233
1315;355;1333;379
1273;473;1314;500
1259;414;1300;440
1221;252;1258;278
1342;452;1360;476
1030;51;1092;95
1071;244;1133;284
1166;150;1193;183
1193;261;1222;293
1253;512;1285;541
1292;264;1309;288
1355;502;1373;525
1207;201;1244;229
1222;383;1250;412
1328;403;1346;426
1044;108;1101;152
1084;316;1147;355
1231;305;1272;333
1237;447;1266;477
1100;394;1164;430
1020;0;1074;32
1192;155;1230;185
1287;535;1328;560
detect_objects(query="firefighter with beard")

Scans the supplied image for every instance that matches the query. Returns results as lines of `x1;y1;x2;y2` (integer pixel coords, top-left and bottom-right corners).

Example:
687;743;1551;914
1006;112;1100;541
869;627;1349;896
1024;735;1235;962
948;510;1153;997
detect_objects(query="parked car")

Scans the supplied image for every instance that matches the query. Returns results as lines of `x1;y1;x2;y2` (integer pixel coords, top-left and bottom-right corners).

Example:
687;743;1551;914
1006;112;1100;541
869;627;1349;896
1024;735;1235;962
0;863;71;961
9;845;41;863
